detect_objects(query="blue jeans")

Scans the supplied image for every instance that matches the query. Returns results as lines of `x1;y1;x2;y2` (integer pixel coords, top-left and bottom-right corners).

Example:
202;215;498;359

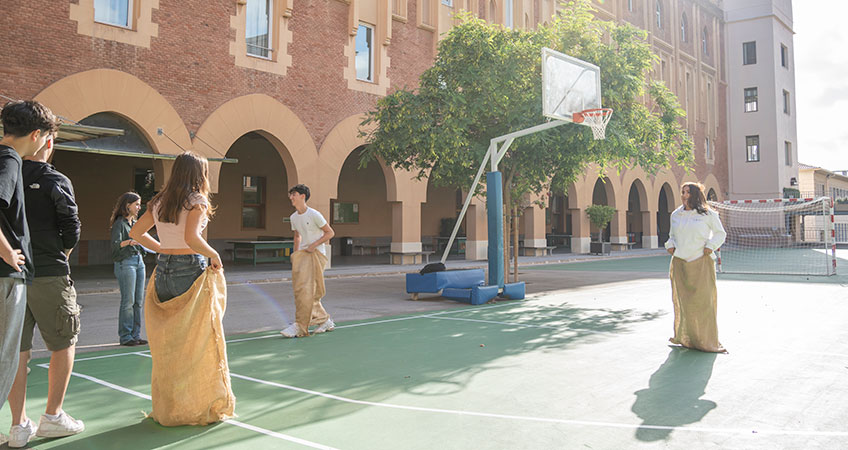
155;254;207;302
115;253;146;344
0;278;25;411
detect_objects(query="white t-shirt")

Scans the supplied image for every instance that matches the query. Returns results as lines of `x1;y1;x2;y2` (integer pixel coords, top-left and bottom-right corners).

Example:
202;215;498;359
665;206;727;262
290;207;328;256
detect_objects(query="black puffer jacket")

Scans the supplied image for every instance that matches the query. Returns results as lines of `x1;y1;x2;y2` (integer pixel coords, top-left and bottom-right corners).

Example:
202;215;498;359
22;160;81;277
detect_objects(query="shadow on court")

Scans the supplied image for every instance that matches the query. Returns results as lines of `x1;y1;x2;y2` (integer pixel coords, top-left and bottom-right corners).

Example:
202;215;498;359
222;303;666;432
631;348;718;442
44;421;226;450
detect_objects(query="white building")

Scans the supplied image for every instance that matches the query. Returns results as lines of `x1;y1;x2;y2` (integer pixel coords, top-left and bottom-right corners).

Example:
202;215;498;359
723;0;798;199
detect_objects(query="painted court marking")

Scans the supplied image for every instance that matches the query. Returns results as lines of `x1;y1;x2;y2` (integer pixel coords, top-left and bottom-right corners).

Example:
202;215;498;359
35;365;338;449
63;355;848;439
59;300;848;440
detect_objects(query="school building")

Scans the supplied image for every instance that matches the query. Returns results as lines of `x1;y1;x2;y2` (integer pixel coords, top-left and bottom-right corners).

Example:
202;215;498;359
0;0;797;265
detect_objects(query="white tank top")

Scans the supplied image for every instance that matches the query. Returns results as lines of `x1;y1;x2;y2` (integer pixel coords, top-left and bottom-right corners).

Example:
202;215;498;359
153;193;209;249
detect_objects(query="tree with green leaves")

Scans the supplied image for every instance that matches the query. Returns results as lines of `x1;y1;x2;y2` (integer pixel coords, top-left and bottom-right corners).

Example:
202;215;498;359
360;0;693;279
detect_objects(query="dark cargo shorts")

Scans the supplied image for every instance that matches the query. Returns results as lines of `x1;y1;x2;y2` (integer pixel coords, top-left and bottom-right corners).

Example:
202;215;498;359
20;275;80;352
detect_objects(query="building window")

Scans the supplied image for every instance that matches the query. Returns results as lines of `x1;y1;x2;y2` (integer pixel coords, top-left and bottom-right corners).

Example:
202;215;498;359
744;87;758;112
94;0;133;28
784;141;792;166
783;90;791;114
655;1;662;29
746;135;760;162
780;44;789;68
246;0;272;59
705;136;713;160
681;14;687;42
441;0;453;6
702;27;709;56
505;0;514;28
355;23;374;82
743;41;756;65
628;0;633;12
242;176;266;229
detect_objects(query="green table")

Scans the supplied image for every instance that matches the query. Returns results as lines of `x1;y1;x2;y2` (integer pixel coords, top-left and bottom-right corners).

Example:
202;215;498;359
229;240;294;265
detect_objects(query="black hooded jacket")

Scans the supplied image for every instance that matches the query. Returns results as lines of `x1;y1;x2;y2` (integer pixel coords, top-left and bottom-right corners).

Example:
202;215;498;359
22;160;81;277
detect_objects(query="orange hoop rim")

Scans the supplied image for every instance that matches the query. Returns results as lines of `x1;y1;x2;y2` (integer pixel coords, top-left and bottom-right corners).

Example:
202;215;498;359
572;107;613;124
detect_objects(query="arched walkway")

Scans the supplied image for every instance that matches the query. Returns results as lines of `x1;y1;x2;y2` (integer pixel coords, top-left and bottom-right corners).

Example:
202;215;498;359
319;114;427;260
193;94;315;194
35;69;189;155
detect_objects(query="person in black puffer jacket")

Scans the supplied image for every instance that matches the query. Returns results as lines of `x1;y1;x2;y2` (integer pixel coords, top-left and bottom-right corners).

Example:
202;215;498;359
7;135;86;442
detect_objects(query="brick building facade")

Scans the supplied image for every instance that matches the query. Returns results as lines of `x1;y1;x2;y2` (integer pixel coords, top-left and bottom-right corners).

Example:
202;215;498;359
0;0;728;265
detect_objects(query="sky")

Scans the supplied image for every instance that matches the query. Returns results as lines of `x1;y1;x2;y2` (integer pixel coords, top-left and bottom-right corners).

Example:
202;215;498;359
793;3;847;170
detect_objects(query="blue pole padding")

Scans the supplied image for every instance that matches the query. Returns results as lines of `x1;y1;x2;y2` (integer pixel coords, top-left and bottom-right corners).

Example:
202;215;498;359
487;171;505;288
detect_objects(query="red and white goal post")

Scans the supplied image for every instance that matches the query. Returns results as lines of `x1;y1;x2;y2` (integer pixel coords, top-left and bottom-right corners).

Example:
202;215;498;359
707;197;836;276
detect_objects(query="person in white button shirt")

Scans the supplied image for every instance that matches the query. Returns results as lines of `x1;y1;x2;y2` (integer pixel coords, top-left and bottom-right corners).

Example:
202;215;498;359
280;184;336;338
664;182;727;353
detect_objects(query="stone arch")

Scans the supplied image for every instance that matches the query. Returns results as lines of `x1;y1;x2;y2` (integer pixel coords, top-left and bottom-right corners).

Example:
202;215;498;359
649;170;681;209
319;114;427;257
318;114;412;204
34;68;190;155
618;167;650;209
702;173;722;202
194;94;316;192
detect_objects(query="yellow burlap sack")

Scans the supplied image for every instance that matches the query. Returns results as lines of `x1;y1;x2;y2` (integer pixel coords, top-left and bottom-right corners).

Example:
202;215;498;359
669;256;726;353
291;250;329;336
144;267;236;426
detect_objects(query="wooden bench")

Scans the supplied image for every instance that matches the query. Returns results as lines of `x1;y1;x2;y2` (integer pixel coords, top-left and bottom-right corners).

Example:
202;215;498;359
610;242;636;251
389;250;435;265
228;240;294;266
352;237;391;256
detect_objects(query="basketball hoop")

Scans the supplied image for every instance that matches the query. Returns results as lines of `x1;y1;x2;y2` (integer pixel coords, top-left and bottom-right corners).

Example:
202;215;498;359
572;108;613;140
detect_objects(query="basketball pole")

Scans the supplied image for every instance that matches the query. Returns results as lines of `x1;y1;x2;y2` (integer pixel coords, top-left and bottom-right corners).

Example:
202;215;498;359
440;119;569;289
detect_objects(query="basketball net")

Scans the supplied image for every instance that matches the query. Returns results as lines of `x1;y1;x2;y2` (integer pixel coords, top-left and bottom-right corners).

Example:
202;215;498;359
572;108;613;140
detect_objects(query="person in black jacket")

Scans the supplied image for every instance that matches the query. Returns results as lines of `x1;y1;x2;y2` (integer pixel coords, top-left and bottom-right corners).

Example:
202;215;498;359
0;100;57;448
6;132;85;446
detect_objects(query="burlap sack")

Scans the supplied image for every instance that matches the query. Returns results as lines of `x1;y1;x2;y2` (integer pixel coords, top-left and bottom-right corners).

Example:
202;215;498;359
144;267;236;426
669;256;725;353
291;250;329;336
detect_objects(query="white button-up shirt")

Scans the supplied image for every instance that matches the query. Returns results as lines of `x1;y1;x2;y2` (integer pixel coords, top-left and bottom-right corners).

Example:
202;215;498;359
665;206;727;262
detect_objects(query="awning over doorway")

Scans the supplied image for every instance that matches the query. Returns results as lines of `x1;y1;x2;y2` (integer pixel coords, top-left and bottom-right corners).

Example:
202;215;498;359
1;122;237;163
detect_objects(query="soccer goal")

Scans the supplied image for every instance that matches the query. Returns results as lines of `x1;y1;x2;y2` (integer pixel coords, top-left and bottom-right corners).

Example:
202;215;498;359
708;197;837;276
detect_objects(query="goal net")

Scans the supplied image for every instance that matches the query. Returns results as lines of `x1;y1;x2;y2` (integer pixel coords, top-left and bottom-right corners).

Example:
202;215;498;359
708;197;836;276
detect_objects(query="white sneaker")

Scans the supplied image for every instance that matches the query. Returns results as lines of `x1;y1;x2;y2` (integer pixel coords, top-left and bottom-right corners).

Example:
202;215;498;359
313;318;335;334
36;411;84;438
279;323;300;338
8;418;37;448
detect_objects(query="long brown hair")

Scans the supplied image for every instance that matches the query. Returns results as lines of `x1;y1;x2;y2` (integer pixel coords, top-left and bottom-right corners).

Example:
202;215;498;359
109;192;141;227
682;182;709;215
149;152;214;224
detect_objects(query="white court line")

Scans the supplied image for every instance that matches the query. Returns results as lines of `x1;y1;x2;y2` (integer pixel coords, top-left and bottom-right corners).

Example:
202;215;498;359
36;364;338;449
225;301;520;344
227;371;848;438
428;316;563;330
74;351;150;363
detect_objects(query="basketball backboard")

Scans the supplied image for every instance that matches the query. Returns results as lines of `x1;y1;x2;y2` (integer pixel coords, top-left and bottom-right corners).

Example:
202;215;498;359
541;48;602;122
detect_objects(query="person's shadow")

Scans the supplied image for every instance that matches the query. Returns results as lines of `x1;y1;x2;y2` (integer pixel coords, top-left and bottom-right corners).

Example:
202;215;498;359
631;347;718;442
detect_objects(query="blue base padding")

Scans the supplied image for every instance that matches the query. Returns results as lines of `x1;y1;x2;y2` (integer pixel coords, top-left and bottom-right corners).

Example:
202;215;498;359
441;285;500;305
500;282;525;300
441;287;473;302
471;285;500;305
406;269;485;294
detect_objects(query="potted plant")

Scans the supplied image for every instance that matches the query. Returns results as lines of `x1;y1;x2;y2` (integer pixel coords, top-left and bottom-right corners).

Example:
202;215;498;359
585;204;616;255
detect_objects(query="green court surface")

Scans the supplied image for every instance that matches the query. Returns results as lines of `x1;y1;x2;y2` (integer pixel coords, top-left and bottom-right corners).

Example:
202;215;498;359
528;251;848;283
4;256;848;449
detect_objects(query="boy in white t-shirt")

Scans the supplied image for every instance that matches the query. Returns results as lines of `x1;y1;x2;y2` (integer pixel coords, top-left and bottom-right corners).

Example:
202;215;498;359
280;184;336;338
